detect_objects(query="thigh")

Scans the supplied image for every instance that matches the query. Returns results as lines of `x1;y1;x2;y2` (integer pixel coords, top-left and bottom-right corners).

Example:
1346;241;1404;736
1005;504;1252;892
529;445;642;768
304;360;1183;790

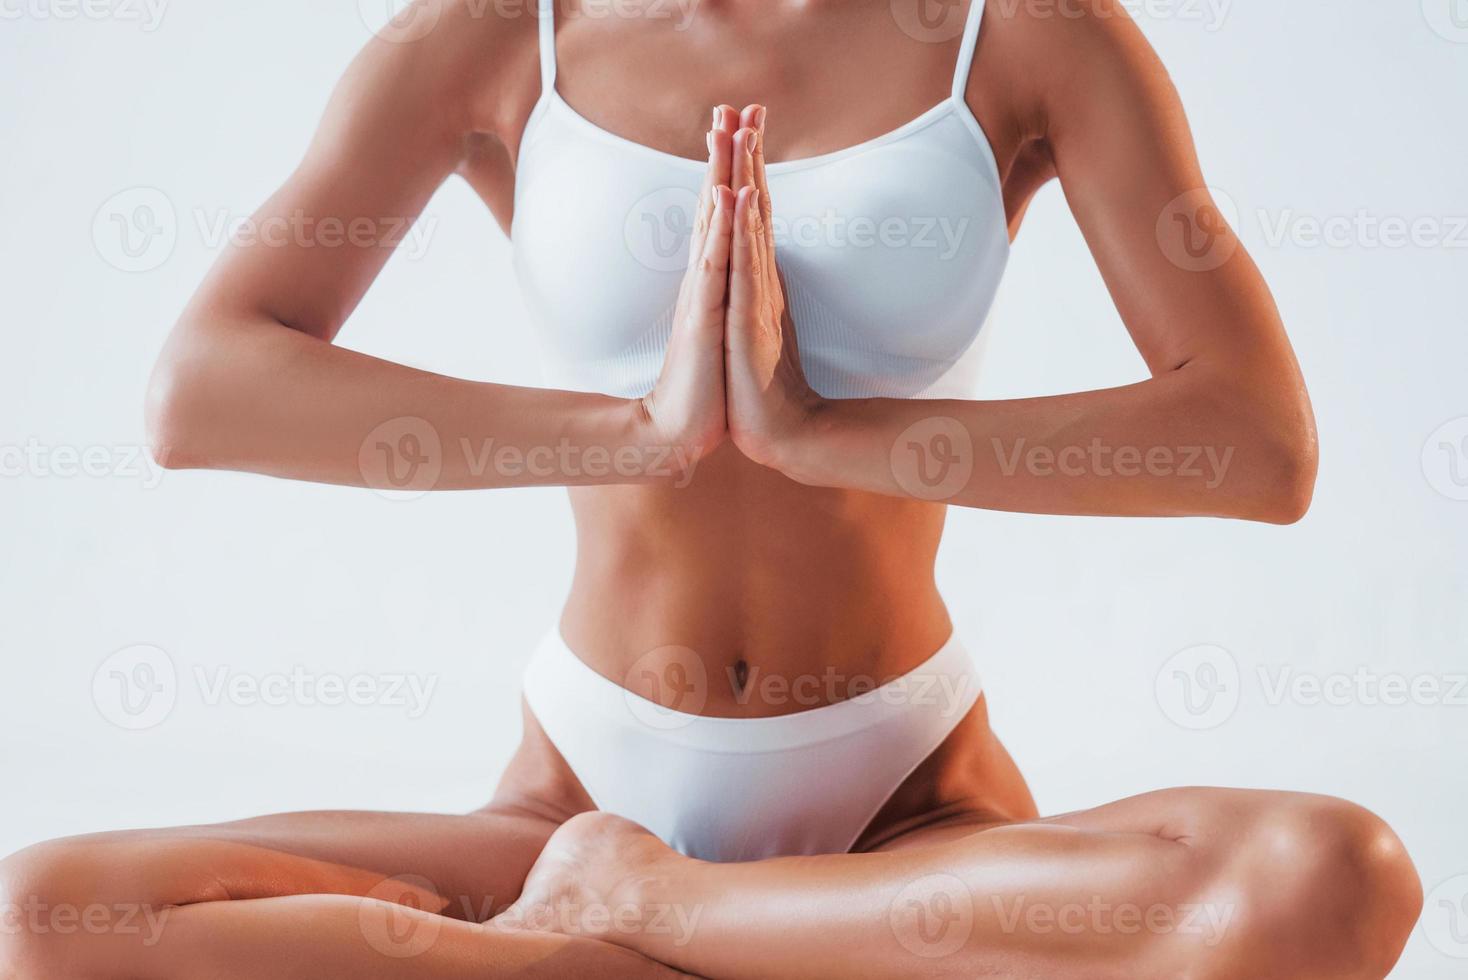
9;703;599;925
871;785;1288;852
866;786;1419;979
6;807;560;922
1;797;586;979
1;807;701;980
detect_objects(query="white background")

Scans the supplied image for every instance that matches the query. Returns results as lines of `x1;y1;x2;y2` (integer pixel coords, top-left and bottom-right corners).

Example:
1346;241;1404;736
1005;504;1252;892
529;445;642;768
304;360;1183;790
1;1;1465;975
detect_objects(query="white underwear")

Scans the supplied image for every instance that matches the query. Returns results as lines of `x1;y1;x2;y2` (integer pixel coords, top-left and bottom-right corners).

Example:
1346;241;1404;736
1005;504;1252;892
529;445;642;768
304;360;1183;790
521;631;982;862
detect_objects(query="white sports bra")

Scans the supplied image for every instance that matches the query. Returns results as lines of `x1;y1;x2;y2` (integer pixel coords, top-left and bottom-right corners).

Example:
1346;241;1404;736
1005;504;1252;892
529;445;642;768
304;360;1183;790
511;0;1009;401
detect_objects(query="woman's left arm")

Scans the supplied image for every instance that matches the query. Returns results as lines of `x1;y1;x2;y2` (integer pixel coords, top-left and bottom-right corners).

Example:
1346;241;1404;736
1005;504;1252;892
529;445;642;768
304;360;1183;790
732;3;1318;523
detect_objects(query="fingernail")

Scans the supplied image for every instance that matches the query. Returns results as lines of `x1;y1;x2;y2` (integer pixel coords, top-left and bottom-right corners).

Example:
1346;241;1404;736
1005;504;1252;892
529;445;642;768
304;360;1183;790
712;107;721;128
755;106;767;131
749;130;760;154
706;131;714;155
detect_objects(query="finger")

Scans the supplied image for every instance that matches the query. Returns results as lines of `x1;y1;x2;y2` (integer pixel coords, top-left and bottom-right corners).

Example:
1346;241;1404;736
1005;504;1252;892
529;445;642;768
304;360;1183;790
739;105;779;298
739;104;771;218
709;104;739;222
692;185;735;320
715;104;738;135
731;125;769;307
751;106;776;268
709;127;733;202
688;151;713;267
732;126;758;197
691;123;733;260
748;185;771;315
712;105;737;186
728;185;763;345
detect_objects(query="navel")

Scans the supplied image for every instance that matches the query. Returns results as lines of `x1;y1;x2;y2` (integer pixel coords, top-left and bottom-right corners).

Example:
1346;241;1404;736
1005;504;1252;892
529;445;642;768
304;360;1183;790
732;658;750;695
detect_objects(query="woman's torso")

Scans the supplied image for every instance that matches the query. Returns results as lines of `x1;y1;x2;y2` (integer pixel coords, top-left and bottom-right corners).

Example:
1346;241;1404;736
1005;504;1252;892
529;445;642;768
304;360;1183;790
464;0;1045;719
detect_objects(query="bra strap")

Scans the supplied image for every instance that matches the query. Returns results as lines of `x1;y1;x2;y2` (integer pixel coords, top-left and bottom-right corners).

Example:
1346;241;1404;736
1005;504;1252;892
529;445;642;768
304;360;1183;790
951;0;986;104
537;0;557;93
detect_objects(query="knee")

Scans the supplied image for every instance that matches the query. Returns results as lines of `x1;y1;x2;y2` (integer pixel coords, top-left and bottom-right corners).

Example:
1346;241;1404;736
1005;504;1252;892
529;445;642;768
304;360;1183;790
1225;795;1422;979
0;836;174;980
1;840;92;979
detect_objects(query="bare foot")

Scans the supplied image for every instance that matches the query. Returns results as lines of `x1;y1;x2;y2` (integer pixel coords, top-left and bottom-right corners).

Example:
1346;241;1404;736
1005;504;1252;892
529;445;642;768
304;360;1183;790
492;812;697;952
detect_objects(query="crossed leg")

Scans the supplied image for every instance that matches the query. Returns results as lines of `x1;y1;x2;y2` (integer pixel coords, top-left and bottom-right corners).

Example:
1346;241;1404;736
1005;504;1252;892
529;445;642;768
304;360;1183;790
0;807;688;979
500;787;1423;980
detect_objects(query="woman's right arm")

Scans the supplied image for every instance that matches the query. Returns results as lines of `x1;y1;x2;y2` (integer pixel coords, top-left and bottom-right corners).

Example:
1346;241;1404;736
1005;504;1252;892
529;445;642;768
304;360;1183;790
146;5;728;492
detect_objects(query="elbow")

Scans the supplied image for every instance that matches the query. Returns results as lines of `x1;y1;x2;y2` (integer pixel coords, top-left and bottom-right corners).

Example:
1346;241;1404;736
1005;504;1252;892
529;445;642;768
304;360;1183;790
1195;361;1318;525
1256;436;1318;525
1243;408;1319;526
144;346;209;471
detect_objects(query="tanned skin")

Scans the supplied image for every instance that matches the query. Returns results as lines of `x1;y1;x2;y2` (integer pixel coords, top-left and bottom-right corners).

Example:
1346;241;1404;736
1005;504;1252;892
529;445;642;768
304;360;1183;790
0;2;1420;978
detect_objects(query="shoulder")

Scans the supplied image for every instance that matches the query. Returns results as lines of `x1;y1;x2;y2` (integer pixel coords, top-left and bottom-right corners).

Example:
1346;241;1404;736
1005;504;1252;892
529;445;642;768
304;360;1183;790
977;0;1181;141
343;0;543;144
